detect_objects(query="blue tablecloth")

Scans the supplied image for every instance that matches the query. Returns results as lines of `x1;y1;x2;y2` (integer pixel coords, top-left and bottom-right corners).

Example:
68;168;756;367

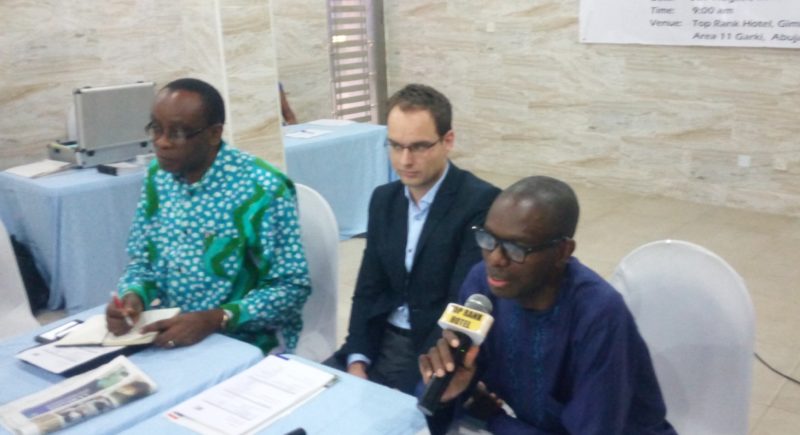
122;355;427;435
0;306;264;435
283;122;390;239
0;169;143;313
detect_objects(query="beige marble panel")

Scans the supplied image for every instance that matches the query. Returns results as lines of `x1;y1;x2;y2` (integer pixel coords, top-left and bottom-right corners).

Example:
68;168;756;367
0;1;223;168
384;0;800;216
218;1;283;167
272;0;332;124
1;0;282;171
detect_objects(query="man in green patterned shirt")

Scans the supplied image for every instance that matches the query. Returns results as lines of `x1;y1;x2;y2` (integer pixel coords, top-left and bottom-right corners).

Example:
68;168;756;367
106;78;311;354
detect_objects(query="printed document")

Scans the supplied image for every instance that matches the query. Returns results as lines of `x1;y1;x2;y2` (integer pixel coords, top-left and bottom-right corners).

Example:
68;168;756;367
16;341;124;375
165;356;336;435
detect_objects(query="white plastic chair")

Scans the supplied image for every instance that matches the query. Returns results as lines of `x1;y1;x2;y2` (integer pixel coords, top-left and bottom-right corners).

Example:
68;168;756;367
0;220;40;339
609;240;755;435
292;183;339;362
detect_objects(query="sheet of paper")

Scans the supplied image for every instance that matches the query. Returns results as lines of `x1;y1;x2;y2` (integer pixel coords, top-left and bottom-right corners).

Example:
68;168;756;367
166;356;336;435
284;128;332;139
16;342;124;375
4;160;72;178
56;308;180;347
306;119;355;127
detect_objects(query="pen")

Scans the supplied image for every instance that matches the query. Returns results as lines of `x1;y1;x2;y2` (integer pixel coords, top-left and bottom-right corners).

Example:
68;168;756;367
111;292;135;328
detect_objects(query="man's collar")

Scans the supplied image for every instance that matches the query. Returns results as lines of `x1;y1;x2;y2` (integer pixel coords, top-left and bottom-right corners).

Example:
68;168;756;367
172;141;228;189
404;161;451;207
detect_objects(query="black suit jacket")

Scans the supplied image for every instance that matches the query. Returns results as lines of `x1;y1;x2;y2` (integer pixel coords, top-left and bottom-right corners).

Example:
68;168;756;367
336;163;500;363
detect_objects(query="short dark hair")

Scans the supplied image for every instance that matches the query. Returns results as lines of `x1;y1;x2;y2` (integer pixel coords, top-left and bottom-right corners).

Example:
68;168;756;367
502;176;580;239
162;78;225;125
386;84;452;137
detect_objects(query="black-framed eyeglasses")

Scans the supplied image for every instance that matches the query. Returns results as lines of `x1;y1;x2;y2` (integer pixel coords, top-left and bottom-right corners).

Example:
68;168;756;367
472;225;567;264
385;137;442;154
145;121;215;144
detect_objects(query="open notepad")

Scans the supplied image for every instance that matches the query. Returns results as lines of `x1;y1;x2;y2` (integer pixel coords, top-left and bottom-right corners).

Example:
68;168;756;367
56;308;180;347
165;356;337;435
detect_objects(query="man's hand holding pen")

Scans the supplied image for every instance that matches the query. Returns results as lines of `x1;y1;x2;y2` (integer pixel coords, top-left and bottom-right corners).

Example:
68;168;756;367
106;292;144;335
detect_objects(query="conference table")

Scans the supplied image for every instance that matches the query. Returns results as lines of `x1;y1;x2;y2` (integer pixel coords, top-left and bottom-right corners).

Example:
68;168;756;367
0;169;144;313
0;306;264;435
0;307;427;435
283;121;391;239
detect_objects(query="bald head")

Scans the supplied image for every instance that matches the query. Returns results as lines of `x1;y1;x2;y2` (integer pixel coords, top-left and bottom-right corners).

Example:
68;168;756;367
497;176;580;240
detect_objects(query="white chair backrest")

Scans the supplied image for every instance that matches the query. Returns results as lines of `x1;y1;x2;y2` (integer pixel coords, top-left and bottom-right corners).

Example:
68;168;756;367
0;220;40;339
609;240;754;435
293;183;339;362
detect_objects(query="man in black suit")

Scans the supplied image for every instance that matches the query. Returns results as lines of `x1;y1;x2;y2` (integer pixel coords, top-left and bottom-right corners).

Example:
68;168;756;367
327;84;500;393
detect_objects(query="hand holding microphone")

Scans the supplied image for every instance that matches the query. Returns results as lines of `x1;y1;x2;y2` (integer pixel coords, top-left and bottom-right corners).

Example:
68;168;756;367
417;294;494;416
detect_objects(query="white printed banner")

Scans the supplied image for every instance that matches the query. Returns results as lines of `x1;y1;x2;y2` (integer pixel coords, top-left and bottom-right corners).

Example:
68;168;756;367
580;0;800;49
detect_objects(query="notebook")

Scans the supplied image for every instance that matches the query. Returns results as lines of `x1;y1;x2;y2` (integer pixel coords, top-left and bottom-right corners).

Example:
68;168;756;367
56;308;180;347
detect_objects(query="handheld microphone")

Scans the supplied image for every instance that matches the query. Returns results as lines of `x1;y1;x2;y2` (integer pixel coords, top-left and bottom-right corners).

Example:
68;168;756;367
417;294;494;416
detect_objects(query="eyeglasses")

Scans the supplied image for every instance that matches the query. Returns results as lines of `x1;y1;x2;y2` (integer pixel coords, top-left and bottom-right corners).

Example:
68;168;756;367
472;226;567;264
145;122;215;144
386;137;441;154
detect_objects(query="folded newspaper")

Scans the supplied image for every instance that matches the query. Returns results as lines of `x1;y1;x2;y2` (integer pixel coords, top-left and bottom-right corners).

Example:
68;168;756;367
0;356;156;435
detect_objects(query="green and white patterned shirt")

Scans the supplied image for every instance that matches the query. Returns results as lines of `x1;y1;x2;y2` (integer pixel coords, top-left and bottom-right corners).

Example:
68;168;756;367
118;142;311;353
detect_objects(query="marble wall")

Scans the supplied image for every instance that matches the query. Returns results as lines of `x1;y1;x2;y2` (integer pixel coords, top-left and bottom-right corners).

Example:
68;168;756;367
5;0;797;216
0;0;284;170
220;0;283;165
383;0;800;216
272;0;333;124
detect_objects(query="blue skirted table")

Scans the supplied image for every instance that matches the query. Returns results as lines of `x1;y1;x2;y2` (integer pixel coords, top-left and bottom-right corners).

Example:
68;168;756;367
0;169;143;313
283;122;391;239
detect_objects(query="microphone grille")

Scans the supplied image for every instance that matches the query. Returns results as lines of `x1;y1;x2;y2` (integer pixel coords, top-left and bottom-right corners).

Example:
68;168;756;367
464;293;493;314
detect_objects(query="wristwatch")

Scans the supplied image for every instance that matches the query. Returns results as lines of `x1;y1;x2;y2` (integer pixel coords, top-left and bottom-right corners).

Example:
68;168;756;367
220;309;233;331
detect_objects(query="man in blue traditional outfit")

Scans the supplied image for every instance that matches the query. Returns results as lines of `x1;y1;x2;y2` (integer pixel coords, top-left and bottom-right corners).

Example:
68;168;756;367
106;78;310;354
419;176;676;434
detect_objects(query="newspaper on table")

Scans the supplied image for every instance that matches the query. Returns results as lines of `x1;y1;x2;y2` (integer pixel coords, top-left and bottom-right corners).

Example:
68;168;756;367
0;356;156;435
